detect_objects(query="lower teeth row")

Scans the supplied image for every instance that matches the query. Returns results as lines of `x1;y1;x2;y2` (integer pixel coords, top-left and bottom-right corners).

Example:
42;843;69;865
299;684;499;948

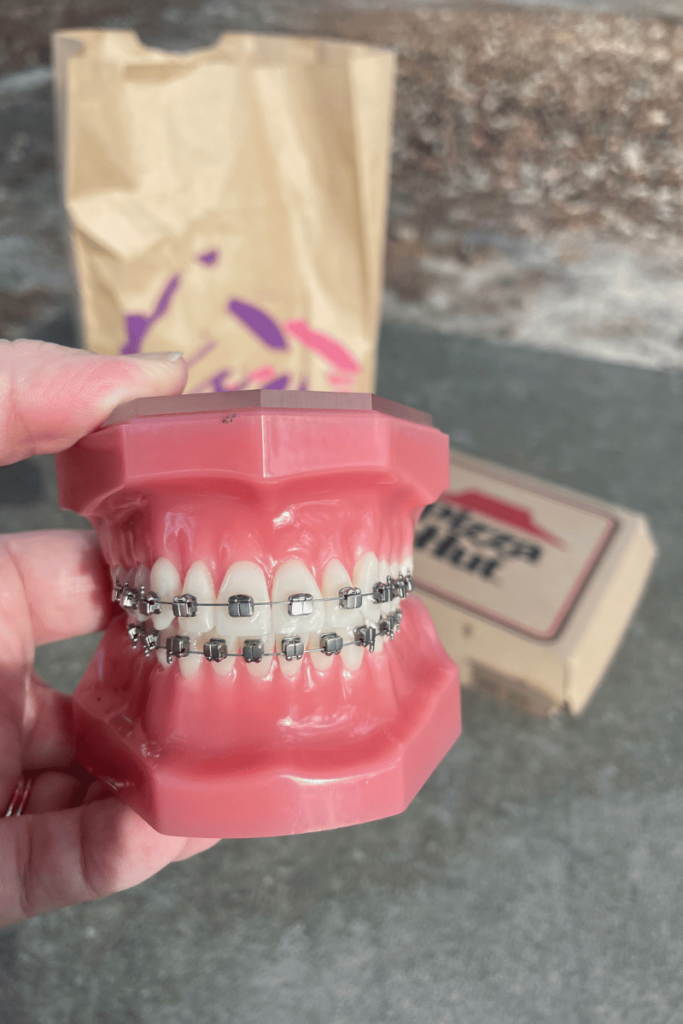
127;614;402;664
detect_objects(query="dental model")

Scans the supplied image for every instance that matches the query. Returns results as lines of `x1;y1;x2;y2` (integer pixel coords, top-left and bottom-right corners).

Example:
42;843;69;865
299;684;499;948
56;391;461;838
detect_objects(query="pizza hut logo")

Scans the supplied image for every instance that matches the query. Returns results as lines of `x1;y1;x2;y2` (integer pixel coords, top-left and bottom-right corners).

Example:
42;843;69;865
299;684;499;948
416;488;564;581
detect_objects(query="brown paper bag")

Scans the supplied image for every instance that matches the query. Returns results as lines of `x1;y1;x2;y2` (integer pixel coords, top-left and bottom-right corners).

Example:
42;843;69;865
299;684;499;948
51;30;395;393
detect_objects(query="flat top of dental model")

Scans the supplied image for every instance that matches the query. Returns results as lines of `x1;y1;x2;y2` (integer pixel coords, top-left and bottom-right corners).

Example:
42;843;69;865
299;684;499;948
100;391;432;429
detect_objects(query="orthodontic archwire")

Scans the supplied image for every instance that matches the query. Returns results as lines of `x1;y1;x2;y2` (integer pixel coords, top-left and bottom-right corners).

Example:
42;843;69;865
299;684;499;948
113;573;413;665
112;575;413;617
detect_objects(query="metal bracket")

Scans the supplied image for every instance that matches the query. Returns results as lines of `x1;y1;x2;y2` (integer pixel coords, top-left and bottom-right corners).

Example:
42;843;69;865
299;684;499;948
228;594;255;618
288;594;314;616
354;624;377;653
203;638;229;662
281;636;305;660
172;594;198;617
320;632;343;655
166;635;191;663
242;639;265;663
338;586;363;610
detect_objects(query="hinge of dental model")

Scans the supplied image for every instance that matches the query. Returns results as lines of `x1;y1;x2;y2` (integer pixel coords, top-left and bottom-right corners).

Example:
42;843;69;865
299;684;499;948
125;610;403;664
112;573;414;618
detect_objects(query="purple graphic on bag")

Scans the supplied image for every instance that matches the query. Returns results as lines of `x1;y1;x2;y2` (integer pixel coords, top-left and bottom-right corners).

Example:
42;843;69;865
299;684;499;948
196;249;220;266
121;275;181;355
228;299;288;350
122;254;358;393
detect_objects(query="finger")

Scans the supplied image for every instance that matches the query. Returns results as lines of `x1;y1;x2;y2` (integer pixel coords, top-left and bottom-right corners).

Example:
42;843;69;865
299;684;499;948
0;676;79;807
1;798;219;926
24;770;92;813
0;530;112;646
0;340;186;466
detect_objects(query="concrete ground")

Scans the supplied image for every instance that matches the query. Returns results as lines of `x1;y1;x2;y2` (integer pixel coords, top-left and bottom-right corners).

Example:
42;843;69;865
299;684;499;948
0;320;681;1023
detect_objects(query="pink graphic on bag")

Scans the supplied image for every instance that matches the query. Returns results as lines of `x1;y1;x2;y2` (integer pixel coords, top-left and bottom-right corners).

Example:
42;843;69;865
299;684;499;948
284;319;361;373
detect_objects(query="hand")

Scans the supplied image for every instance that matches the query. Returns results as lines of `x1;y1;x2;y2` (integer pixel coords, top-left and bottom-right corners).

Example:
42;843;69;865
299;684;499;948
0;340;219;928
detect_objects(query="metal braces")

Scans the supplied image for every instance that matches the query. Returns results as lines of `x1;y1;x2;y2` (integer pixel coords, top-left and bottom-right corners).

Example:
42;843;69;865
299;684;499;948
112;573;414;618
125;613;402;664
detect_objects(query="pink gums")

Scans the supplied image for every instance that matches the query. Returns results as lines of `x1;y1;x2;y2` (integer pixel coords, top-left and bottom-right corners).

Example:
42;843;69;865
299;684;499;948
74;599;460;838
56;399;460;838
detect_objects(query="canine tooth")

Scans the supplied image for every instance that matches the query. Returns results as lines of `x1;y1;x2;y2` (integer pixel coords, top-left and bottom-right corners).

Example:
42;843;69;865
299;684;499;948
216;562;273;679
353;552;384;652
400;552;414;578
179;641;201;679
272;560;324;678
155;626;175;668
182;562;215;637
389;560;400;613
311;560;363;672
211;636;240;678
133;564;151;623
150;558;181;630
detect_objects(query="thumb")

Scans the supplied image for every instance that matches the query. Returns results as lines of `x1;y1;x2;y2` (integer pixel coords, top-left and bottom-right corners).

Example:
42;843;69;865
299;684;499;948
0;340;187;465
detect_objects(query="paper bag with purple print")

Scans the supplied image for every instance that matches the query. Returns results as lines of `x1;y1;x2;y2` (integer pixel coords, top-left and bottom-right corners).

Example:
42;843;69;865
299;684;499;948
52;30;396;393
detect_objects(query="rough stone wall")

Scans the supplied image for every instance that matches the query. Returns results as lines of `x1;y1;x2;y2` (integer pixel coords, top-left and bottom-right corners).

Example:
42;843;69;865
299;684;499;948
3;0;683;366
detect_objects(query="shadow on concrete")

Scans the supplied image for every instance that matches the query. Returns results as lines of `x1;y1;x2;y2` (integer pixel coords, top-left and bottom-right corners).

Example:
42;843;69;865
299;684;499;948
0;460;45;504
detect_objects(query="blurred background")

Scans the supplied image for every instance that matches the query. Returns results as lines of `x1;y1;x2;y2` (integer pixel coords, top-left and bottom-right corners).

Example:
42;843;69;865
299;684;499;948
2;2;683;1022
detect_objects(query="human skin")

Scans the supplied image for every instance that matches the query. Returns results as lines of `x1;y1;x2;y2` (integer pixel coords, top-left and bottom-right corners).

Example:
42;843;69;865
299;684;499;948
0;340;219;928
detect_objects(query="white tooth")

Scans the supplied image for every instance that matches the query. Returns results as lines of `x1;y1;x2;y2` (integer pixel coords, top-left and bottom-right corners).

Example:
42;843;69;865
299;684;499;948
150;557;181;630
182;562;215;637
134;564;151;622
401;552;414;578
125;567;135;586
353;552;383;652
111;565;121;586
212;636;239;678
310;559;363;672
179;639;201;679
216;561;274;679
389;560;400;614
378;558;391;650
155;626;175;668
272;559;324;678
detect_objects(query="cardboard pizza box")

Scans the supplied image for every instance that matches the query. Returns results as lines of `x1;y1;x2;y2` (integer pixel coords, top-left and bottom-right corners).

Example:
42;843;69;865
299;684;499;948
413;449;657;716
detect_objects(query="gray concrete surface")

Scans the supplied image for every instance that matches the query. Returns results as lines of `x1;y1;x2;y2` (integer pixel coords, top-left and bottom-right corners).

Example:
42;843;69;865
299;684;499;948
0;321;681;1023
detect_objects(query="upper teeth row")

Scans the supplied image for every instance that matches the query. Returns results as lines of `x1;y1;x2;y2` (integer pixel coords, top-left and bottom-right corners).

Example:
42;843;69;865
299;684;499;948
111;555;412;678
112;574;414;617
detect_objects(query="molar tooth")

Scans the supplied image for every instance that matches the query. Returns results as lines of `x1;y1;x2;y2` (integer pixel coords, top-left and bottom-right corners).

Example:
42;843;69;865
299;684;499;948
353;551;384;652
311;560;363;672
216;561;274;679
272;560;324;678
182;562;215;637
133;564;151;623
150;557;181;630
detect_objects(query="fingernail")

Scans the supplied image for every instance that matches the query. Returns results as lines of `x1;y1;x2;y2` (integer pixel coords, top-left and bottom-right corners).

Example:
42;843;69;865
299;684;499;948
131;351;184;362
